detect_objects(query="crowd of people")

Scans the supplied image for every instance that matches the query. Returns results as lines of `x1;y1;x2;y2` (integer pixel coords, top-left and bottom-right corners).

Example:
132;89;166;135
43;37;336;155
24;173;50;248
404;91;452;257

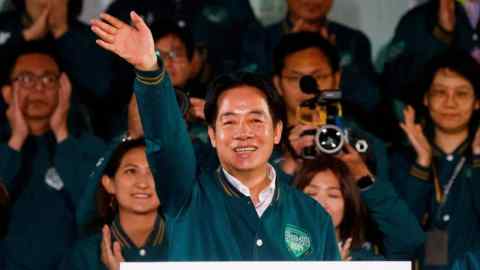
0;0;480;270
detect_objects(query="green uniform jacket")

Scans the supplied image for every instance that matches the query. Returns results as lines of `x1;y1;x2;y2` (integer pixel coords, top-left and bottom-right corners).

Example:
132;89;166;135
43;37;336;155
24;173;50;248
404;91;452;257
133;67;340;261
0;133;105;270
61;215;168;270
360;177;425;260
451;250;480;270
390;141;480;270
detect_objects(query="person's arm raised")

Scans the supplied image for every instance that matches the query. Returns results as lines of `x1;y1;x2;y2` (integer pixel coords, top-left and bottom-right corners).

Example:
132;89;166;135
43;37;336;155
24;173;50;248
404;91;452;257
91;12;196;217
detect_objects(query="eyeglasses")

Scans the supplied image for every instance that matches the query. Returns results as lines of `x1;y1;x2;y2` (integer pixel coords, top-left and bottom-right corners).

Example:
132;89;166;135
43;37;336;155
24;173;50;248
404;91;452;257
281;72;333;88
157;48;188;63
11;72;60;89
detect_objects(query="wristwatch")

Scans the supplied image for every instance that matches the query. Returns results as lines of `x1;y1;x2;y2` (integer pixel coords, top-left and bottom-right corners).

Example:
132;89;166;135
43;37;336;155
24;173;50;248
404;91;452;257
356;175;375;191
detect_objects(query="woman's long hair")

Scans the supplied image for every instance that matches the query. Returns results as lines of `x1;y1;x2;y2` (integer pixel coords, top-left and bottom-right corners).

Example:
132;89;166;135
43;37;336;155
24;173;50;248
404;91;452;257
294;154;367;248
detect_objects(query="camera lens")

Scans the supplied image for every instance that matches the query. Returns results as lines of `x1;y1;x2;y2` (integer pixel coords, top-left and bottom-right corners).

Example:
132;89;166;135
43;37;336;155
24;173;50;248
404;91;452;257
315;124;345;154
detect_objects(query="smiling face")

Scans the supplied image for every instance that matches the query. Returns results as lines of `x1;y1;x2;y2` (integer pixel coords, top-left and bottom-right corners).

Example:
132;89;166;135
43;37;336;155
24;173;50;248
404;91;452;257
424;68;479;134
102;146;160;215
208;86;283;176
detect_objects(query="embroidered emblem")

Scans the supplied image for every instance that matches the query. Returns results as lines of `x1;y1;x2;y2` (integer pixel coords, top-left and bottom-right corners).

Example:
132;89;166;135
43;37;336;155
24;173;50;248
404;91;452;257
0;32;11;45
284;224;312;258
45;167;64;191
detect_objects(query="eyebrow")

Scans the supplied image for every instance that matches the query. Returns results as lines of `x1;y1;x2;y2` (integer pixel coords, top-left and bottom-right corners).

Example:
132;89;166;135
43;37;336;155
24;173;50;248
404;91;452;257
220;110;267;118
307;184;341;191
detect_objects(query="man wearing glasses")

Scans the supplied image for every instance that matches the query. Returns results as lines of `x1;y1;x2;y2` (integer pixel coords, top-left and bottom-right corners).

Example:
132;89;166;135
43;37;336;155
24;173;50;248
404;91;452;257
0;42;105;270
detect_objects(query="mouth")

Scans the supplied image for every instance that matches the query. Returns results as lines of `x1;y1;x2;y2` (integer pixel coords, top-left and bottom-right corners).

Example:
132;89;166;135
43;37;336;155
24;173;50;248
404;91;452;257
131;193;152;199
233;146;258;153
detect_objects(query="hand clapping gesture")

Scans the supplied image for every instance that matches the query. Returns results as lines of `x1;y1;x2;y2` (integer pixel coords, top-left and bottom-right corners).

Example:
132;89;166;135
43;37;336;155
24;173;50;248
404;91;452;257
399;106;432;167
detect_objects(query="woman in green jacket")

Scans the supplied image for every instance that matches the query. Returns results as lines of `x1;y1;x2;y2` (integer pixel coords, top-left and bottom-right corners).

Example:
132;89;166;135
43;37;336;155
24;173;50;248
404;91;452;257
294;154;425;261
61;137;168;269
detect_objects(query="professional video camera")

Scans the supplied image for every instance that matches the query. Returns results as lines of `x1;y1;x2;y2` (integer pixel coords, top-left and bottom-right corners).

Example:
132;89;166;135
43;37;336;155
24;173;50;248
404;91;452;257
296;75;368;158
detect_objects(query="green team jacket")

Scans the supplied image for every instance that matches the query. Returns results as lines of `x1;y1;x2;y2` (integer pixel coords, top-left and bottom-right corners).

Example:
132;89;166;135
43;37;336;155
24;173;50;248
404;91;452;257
390;141;480;270
0;133;104;270
60;215;168;270
133;66;340;261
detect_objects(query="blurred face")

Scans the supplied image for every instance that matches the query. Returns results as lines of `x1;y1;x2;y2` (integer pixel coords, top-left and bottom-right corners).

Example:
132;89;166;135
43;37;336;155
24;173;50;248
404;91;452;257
9;53;60;120
424;68;479;134
274;47;340;124
155;34;192;88
102;146;160;215
208;86;283;176
287;0;333;22
303;169;344;227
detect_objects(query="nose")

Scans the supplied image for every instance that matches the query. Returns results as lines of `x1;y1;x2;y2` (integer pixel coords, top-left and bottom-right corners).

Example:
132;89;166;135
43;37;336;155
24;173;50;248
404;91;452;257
444;93;458;108
234;120;254;140
135;170;153;189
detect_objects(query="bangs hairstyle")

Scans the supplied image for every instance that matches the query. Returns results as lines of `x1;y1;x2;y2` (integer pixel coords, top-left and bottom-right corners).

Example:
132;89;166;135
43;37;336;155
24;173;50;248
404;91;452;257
273;31;340;75
90;138;147;231
294;155;367;248
418;49;480;99
0;41;61;86
204;72;285;127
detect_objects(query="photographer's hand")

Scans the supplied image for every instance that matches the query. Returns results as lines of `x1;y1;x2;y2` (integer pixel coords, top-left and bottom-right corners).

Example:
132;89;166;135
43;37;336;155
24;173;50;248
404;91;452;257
91;12;157;71
399;106;432;167
338;143;371;181
288;124;317;157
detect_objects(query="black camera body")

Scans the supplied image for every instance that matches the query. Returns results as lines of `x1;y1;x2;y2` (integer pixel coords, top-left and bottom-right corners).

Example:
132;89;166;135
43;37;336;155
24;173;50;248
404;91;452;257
297;76;368;158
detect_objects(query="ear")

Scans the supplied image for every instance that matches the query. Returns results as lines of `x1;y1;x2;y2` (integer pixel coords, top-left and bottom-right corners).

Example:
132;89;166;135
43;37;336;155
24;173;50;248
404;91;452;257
273;121;283;145
333;70;342;89
1;85;12;105
208;126;217;148
475;98;480;110
101;175;115;195
273;75;283;96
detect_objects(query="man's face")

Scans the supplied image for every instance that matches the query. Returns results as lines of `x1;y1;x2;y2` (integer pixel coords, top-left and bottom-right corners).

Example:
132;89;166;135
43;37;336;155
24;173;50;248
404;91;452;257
287;0;333;22
208;86;282;176
424;68;479;134
9;53;60;121
155;34;192;88
274;47;340;124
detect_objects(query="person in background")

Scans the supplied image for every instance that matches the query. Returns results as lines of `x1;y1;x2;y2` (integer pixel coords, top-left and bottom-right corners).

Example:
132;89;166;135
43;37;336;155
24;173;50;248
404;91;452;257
389;49;480;270
0;42;105;270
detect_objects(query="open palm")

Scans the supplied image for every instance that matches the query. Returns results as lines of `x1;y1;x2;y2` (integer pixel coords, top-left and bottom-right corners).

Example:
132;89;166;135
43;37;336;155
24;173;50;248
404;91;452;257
91;11;157;71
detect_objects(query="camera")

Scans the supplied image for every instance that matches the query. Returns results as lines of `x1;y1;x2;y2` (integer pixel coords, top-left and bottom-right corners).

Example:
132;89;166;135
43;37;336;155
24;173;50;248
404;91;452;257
296;75;368;157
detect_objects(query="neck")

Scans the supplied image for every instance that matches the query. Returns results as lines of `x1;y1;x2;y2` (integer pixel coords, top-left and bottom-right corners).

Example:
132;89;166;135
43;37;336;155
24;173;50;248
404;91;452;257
119;210;157;248
28;119;50;136
225;164;271;204
434;128;469;154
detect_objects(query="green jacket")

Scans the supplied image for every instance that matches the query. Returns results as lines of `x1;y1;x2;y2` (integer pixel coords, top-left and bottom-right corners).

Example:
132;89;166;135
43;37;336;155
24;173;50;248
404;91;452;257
451;250;480;270
389;140;480;270
61;215;168;270
134;67;340;261
0;133;105;270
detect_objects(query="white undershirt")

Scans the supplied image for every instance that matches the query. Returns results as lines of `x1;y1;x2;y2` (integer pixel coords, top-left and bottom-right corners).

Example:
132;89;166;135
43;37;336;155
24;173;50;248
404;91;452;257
222;164;276;217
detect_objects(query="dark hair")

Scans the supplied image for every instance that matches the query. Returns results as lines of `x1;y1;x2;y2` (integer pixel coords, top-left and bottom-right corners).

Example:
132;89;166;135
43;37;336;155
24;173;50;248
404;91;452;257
418;49;480;98
0;41;61;86
150;19;195;61
293;155;366;248
12;0;83;19
204;72;285;127
273;31;340;75
93;138;147;229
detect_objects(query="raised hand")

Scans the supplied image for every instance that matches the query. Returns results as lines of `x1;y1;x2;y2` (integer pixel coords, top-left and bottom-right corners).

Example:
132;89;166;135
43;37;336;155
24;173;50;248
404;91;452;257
100;225;124;270
22;6;50;41
339;237;352;261
3;86;29;151
188;97;206;121
438;0;455;32
399;106;432;167
288;124;317;157
49;73;71;143
91;12;157;71
337;143;371;180
48;0;69;39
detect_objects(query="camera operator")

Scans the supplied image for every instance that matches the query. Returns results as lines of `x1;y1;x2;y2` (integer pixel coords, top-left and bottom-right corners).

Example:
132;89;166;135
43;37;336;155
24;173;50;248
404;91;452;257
272;31;388;183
